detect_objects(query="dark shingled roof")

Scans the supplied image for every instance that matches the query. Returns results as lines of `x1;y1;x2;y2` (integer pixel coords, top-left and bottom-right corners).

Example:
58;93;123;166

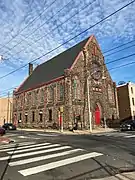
18;37;90;92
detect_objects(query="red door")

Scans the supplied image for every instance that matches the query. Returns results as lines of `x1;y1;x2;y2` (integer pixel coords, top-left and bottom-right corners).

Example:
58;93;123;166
95;106;101;125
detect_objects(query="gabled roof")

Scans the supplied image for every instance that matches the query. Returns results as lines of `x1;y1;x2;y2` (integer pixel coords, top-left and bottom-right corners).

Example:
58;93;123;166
17;36;91;93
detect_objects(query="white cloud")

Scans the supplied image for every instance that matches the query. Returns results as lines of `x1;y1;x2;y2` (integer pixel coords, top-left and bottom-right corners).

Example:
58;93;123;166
0;0;134;92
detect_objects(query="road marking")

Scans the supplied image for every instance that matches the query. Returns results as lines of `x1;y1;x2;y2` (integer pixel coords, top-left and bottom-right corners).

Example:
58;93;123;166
37;133;59;137
0;142;50;152
8;144;59;154
17;136;27;138
5;134;18;137
9;149;83;166
125;135;135;138
0;142;35;150
19;152;103;176
0;145;71;161
94;132;130;137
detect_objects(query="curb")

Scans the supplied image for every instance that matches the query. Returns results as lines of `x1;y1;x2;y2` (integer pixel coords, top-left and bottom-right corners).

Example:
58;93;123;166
17;128;118;135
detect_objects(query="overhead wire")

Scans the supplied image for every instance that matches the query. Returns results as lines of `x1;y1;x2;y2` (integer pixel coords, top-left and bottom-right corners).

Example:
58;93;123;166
105;44;135;57
3;0;75;56
1;55;135;96
0;0;58;52
4;0;97;61
0;0;134;85
103;39;135;54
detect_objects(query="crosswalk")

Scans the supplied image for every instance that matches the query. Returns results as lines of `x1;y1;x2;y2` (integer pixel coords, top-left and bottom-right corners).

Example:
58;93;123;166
0;140;103;177
92;132;135;138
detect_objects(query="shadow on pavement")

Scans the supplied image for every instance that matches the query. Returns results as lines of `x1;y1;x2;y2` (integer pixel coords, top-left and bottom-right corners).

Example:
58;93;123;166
0;143;18;180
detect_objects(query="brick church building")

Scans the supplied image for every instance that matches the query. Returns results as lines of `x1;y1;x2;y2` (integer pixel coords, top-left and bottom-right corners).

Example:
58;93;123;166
13;35;119;130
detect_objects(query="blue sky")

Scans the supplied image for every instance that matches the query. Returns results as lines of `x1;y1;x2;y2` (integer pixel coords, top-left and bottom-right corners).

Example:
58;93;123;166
0;0;135;97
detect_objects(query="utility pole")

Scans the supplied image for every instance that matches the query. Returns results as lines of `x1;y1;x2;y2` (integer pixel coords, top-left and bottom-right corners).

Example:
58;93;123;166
87;76;92;132
7;92;10;123
83;48;92;133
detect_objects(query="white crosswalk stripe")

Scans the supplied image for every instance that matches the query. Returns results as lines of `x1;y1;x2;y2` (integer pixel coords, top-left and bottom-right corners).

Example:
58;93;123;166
19;152;103;176
9;149;83;166
93;132;135;138
0;145;70;161
8;143;59;154
0;142;50;152
0;141;104;177
0;141;35;150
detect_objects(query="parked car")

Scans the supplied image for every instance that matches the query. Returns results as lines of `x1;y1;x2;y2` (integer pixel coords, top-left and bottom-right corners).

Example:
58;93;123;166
0;127;6;135
120;120;135;131
2;123;16;130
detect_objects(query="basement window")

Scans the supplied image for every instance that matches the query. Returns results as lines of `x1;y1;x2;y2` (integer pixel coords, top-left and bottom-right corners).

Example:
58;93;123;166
49;109;52;121
32;111;35;122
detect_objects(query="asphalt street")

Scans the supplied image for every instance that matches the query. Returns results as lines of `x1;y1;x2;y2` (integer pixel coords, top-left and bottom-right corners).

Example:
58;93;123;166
0;130;135;180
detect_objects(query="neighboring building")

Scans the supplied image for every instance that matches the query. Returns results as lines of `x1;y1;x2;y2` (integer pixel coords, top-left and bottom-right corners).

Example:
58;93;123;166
13;35;119;130
117;82;135;120
0;97;13;126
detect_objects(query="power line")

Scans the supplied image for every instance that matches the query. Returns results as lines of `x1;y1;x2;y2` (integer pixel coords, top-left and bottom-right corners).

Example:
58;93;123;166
109;61;135;71
103;39;135;54
3;0;75;56
106;53;135;65
1;55;135;95
4;0;96;61
0;86;18;95
0;0;134;81
0;0;58;52
1;58;135;96
105;44;135;57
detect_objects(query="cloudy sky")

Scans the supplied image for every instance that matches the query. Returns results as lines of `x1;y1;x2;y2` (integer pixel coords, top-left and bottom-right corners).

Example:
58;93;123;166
0;0;135;97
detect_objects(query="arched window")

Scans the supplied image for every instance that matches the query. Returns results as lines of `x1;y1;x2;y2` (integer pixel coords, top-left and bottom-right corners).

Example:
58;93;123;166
40;88;44;103
48;86;54;102
108;84;114;103
73;76;81;100
60;83;64;101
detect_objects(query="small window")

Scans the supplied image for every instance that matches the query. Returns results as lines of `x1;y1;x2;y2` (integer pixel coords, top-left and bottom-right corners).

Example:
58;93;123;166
32;111;35;122
39;110;43;122
49;109;52;121
132;98;135;106
19;113;22;121
131;87;133;94
25;114;28;123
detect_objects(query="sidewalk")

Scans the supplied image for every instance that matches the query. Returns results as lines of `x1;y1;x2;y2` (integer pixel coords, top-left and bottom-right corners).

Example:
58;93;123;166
92;171;135;180
17;127;118;135
0;136;11;144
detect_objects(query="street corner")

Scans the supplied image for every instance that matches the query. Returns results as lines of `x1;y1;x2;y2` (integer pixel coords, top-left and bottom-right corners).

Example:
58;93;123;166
0;136;14;144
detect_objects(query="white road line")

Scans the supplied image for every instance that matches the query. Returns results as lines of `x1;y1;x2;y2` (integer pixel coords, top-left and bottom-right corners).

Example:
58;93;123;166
8;144;60;154
19;152;103;176
125;135;135;138
9;149;83;166
105;133;127;137
37;133;59;137
17;136;27;138
0;145;70;161
0;142;50;152
5;134;18;137
0;142;35;150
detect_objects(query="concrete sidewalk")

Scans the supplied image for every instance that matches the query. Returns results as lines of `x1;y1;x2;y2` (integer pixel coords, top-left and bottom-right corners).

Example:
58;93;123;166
0;136;11;144
93;171;135;180
17;127;118;135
